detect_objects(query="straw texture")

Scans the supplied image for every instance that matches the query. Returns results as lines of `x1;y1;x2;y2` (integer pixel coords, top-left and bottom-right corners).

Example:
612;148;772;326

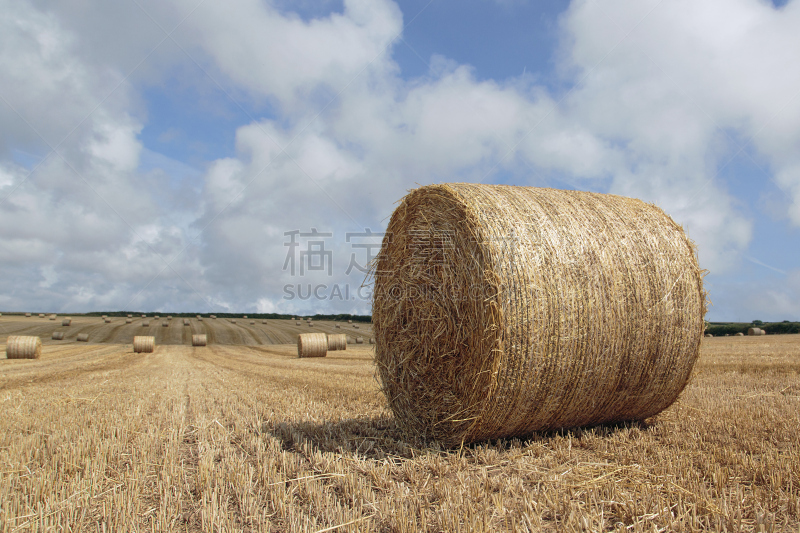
297;333;327;358
77;333;89;342
133;336;155;353
192;334;207;347
6;336;42;359
328;334;348;351
372;183;707;446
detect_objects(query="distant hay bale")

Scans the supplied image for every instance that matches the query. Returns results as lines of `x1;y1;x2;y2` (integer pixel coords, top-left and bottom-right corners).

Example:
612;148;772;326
77;333;89;342
49;315;56;320
6;336;42;359
725;334;730;337
133;336;155;353
243;315;248;319
104;318;111;323
369;337;375;344
25;313;31;317
262;320;267;324
101;315;107;319
335;324;341;329
167;316;173;320
353;325;359;329
162;322;169;327
196;315;201;319
328;334;347;351
154;315;160;319
250;321;255;325
704;333;713;338
62;319;71;326
141;315;146;318
230;319;237;324
183;319;190;326
373;183;707;446
192;334;207;347
308;323;314;327
356;337;364;344
197;317;203;322
39;313;45;318
127;314;132;318
126;319;132;324
142;321;150;327
735;332;744;336
347;320;352;324
52;331;64;340
297;333;327;358
347;337;354;344
296;321;301;325
747;327;763;336
211;315;216;319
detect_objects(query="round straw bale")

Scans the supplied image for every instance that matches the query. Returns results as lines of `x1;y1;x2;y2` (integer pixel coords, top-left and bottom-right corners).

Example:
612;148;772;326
62;319;71;326
347;337;354;344
192;334;207;347
101;315;107;319
6;336;42;359
369;337;375;344
735;332;744;336
196;315;201;319
704;333;713;338
297;333;327;358
335;324;341;329
308;322;314;327
183;319;190;326
142;321;150;327
211;315;216;319
154;315;160;319
243;315;248;319
49;315;56;320
372;184;707;446
747;327;762;336
141;315;146;318
328;334;348;351
262;320;268;324
296;321;301;325
52;331;64;340
231;319;237;324
348;320;352;324
127;314;132;318
38;313;45;318
353;325;359;329
355;337;364;344
126;319;132;324
133;336;155;353
77;333;89;342
250;321;255;325
162;322;169;327
104;318;111;323
25;313;31;317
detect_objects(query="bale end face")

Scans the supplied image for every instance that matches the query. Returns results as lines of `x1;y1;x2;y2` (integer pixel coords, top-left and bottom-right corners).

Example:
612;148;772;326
298;333;327;358
133;336;155;353
6;336;42;359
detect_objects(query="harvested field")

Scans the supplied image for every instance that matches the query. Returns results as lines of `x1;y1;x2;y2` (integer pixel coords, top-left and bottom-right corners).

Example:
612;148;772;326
0;315;373;347
0;333;797;531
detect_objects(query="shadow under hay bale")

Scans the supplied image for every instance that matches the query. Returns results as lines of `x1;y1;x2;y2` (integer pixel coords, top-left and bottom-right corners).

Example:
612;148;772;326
6;336;42;359
297;333;327;358
373;183;707;446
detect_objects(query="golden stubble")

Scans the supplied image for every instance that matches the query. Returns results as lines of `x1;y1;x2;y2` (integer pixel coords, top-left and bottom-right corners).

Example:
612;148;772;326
0;334;797;532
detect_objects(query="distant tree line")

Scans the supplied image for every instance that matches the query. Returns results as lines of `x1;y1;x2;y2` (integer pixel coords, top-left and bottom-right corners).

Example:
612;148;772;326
705;320;800;336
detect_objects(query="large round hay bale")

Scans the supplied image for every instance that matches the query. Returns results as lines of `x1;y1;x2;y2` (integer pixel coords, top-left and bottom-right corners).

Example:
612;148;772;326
6;336;42;358
77;333;89;342
51;331;64;340
192;334;207;347
297;333;327;358
328;334;348;351
162;322;169;327
133;336;155;353
126;318;132;324
373;184;707;446
62;319;71;326
142;321;150;327
25;313;31;317
747;327;762;336
355;337;364;344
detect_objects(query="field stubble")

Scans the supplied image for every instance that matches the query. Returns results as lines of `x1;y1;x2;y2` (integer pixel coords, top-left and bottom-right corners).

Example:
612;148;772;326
0;335;798;532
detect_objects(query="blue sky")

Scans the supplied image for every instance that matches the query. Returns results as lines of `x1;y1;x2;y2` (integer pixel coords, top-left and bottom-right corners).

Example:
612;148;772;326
1;0;799;321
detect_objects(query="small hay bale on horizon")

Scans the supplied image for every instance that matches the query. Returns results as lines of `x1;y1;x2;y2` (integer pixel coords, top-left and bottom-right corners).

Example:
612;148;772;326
704;333;713;338
38;313;45;318
355;337;364;344
6;336;42;359
49;315;56;320
230;319;237;324
133;336;155;353
297;333;327;358
162;322;169;327
735;332;744;336
77;333;89;342
52;332;64;340
25;313;31;317
62;319;72;326
372;183;707;446
335;324;341;329
328;334;347;351
192;334;207;347
142;321;150;327
104;318;111;323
